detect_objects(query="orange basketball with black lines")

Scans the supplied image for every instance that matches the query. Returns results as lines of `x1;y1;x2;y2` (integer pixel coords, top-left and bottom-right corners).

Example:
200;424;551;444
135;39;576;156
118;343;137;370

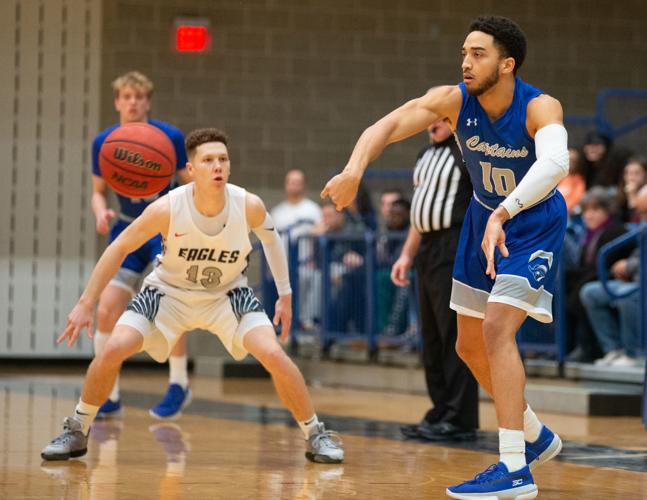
99;122;176;198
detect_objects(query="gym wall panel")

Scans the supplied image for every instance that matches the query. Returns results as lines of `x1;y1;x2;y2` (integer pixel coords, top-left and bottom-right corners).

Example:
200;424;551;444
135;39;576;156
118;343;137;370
0;0;102;358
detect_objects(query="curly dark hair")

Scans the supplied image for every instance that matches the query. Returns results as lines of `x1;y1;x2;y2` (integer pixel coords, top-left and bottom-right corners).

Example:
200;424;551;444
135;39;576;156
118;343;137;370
185;127;229;158
468;15;527;75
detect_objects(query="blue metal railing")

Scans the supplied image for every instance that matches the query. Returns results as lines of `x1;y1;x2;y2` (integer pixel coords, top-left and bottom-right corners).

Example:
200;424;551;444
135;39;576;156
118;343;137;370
564;87;647;138
259;228;644;369
594;88;647;139
597;226;643;300
263;230;568;360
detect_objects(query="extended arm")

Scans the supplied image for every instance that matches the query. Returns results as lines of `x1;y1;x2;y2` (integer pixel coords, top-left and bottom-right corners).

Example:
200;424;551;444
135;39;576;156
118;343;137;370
321;86;462;210
247;193;292;340
59;197;170;346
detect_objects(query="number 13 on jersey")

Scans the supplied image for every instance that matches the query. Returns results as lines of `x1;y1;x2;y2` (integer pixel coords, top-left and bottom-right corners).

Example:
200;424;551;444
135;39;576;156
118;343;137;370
186;265;222;288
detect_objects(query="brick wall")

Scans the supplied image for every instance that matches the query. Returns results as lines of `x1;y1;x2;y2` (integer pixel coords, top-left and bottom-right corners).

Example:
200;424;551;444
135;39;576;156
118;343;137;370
101;0;647;203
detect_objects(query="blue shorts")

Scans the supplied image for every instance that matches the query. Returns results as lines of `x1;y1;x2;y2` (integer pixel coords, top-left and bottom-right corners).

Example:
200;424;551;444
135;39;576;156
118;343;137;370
450;193;567;323
109;219;162;293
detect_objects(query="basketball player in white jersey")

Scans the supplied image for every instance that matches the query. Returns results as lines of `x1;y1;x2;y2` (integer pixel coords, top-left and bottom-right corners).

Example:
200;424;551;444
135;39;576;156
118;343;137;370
41;128;344;464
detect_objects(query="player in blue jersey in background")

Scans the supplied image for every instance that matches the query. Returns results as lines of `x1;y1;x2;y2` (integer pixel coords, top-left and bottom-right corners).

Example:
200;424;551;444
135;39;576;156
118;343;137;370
322;16;569;499
91;71;193;420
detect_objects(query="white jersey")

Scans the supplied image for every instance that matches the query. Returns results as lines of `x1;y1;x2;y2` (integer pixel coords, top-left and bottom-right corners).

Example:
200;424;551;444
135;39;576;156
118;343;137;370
153;183;251;294
270;198;322;235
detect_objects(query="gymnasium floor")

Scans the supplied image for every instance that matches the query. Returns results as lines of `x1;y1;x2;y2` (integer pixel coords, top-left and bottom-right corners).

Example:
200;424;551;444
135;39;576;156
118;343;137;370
1;367;646;499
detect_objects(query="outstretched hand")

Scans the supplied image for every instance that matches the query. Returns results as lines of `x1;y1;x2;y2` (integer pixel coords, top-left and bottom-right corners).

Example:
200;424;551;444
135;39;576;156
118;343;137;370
57;300;94;347
481;208;511;279
273;294;292;343
320;170;362;211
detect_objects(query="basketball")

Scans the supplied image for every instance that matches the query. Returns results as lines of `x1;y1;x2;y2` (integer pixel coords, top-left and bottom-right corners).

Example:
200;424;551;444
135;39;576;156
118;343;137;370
99;122;176;198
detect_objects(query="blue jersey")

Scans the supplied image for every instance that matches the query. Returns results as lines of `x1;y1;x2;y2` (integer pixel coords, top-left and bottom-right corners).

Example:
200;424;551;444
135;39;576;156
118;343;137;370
92;118;187;219
450;77;567;323
454;77;543;209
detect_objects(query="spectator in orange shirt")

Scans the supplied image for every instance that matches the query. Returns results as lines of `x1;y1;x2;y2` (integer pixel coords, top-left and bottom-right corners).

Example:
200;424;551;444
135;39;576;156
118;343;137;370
557;147;586;214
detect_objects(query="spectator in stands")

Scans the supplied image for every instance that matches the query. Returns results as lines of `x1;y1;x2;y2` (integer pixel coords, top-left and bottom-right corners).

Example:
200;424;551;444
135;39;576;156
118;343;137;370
379;188;405;229
314;201;367;336
579;184;647;367
618;156;647;223
557;147;586;214
271;169;322;235
270;169;322;331
565;187;630;363
376;198;411;339
581;131;631;188
377;199;411;263
344;181;377;231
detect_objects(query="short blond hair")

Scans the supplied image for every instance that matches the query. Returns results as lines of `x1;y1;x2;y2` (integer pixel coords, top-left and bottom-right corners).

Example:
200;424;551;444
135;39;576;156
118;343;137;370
111;71;154;98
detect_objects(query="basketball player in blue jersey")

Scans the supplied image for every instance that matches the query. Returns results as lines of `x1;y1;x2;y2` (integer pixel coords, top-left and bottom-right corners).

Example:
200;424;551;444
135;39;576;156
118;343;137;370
322;16;568;499
92;71;193;419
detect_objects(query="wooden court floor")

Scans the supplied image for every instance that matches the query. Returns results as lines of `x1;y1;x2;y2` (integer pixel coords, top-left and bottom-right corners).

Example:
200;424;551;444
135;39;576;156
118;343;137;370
1;367;646;499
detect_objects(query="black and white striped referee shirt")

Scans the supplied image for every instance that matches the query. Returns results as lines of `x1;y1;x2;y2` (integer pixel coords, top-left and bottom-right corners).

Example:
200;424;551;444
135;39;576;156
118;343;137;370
410;136;472;233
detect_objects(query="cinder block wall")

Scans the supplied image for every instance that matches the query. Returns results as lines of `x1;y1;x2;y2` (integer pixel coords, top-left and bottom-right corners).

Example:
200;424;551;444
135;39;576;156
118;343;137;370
101;0;647;202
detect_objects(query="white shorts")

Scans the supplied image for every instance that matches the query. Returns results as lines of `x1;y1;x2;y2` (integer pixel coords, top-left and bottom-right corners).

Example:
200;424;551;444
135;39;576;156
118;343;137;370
116;274;272;362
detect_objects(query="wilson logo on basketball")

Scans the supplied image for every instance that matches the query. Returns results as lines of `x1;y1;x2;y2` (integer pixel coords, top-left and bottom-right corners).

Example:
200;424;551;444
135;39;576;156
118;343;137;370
113;147;162;172
99;122;176;198
110;172;149;190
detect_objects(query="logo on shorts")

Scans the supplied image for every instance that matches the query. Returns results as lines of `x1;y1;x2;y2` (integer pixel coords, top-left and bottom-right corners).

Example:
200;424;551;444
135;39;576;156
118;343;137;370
527;250;554;282
466;118;478;126
126;286;165;322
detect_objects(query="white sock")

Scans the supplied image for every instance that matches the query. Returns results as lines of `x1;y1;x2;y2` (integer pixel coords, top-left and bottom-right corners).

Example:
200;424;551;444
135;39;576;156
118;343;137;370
499;428;526;472
169;355;189;389
95;331;120;402
108;376;120;402
523;405;543;443
298;415;320;439
74;399;100;435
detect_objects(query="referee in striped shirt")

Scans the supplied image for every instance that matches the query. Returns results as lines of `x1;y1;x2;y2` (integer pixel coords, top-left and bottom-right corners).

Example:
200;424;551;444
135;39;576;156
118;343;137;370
392;119;479;440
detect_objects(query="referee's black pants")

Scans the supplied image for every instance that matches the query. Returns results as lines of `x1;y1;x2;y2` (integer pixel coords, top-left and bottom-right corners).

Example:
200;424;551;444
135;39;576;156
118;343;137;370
416;228;479;431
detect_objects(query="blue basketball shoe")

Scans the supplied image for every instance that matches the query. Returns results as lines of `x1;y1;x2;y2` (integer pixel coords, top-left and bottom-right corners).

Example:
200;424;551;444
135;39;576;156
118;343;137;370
149;384;192;420
525;425;562;469
446;462;537;499
95;399;122;419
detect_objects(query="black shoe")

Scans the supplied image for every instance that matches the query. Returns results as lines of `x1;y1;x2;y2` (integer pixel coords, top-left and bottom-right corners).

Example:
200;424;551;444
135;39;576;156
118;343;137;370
400;423;421;439
400;418;438;439
417;421;477;442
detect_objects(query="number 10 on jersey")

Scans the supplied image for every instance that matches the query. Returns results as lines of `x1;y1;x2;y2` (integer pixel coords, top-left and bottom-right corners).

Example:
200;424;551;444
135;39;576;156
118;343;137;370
480;161;516;196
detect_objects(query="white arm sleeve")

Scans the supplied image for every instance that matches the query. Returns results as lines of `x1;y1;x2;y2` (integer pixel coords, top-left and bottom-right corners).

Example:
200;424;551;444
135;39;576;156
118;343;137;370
500;124;569;218
251;213;292;296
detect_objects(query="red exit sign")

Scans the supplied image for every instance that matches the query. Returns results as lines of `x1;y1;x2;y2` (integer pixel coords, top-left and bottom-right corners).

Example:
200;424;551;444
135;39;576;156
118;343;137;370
174;17;211;53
